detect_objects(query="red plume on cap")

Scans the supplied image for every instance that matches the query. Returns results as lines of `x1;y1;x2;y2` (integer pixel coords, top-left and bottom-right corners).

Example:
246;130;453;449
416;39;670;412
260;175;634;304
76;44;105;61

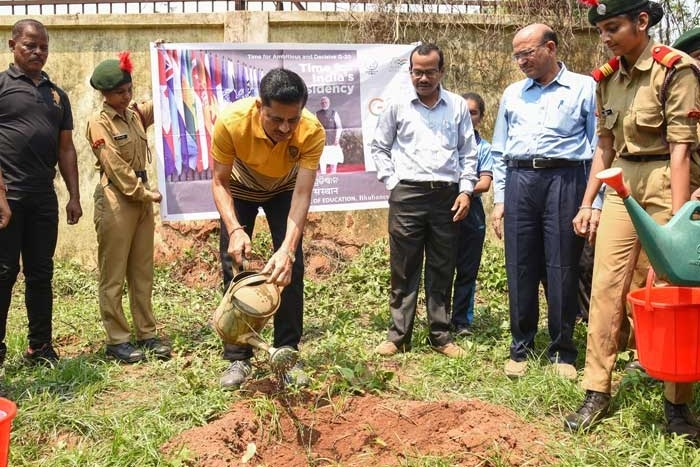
578;0;599;6
118;51;133;74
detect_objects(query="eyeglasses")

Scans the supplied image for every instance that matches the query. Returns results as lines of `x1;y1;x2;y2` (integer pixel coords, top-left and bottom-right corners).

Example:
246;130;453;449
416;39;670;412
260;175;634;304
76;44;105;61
511;43;546;61
409;69;440;79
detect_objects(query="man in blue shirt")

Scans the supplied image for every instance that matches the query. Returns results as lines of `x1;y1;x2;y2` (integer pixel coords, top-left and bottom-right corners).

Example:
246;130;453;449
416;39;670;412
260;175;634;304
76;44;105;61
491;24;596;379
371;43;478;358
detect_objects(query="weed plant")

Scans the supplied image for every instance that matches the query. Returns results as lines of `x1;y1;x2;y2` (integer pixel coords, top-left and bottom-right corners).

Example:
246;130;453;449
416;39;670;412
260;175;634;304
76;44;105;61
2;238;700;465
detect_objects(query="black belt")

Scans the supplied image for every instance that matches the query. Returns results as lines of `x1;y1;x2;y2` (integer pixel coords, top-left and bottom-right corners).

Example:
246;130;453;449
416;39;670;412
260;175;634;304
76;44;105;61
399;180;456;189
100;170;148;183
506;158;586;169
619;154;670;162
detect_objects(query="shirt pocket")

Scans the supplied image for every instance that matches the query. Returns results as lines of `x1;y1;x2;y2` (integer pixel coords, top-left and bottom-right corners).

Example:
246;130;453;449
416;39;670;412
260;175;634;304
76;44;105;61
623;108;664;152
439;120;457;149
634;108;664;133
544;102;581;135
115;135;135;162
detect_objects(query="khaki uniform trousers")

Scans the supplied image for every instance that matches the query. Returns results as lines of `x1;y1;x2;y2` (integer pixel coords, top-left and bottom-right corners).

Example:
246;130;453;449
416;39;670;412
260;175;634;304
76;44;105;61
582;158;693;404
94;182;157;345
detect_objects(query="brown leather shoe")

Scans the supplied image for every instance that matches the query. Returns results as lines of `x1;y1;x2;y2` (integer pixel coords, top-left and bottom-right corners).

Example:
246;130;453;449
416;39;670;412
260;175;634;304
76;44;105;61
665;399;700;441
432;342;466;358
504;359;528;378
374;341;399;356
551;362;578;381
564;390;611;432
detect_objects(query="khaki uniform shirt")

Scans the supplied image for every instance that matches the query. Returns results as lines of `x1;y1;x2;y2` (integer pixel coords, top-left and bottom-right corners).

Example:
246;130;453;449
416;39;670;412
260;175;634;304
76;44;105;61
86;100;154;202
596;40;699;156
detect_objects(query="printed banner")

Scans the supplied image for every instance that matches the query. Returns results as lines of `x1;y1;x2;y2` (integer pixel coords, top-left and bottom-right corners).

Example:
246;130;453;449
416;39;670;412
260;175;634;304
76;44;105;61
149;42;415;221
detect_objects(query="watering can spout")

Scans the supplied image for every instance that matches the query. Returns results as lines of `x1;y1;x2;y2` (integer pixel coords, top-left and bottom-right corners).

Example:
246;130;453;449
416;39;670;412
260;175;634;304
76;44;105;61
595;167;700;286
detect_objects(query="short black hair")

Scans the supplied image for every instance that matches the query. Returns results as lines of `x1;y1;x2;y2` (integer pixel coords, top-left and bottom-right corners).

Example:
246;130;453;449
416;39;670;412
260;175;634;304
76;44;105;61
12;19;47;40
461;92;485;116
259;68;308;107
409;43;444;71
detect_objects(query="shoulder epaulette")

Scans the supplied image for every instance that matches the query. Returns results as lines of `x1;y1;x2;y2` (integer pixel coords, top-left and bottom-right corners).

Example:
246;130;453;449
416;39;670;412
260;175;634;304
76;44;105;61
652;45;682;68
591;57;620;82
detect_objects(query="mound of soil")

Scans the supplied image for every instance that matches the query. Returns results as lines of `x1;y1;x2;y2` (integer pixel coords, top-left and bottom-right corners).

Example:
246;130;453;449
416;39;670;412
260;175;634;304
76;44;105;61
161;389;553;466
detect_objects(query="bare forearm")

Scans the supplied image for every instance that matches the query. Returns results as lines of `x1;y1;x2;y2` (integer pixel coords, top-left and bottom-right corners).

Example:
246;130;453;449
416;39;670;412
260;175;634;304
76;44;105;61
212;177;240;234
473;175;491;194
669;142;691;213
581;144;614;205
58;150;80;200
281;168;315;252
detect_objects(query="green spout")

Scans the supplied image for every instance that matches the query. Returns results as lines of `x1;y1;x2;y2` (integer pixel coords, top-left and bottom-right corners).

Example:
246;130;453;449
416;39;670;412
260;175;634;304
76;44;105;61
597;167;700;286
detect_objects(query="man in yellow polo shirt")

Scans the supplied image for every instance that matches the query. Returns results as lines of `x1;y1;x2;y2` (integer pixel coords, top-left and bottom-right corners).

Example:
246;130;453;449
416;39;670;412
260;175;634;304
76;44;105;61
211;67;325;389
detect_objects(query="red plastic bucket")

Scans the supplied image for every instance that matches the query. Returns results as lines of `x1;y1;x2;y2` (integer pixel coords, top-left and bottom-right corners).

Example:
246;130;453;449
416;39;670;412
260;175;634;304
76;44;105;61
628;269;700;382
0;397;16;467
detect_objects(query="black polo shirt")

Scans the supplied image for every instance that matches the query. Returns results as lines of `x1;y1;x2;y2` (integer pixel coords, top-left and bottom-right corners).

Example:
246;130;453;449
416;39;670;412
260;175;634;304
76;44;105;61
0;64;73;194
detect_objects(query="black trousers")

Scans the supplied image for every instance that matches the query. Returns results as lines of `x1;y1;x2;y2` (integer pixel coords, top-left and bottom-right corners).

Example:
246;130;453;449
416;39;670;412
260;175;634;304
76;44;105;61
504;165;586;364
0;191;59;350
386;182;458;348
219;190;304;361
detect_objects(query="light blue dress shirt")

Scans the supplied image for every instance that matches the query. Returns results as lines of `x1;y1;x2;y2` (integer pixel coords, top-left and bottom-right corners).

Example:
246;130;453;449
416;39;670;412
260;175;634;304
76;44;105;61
491;63;597;203
370;86;478;194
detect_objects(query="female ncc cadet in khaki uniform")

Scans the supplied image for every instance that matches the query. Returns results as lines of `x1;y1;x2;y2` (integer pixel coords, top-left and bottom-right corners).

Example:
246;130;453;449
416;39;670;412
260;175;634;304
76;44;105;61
672;28;700;199
565;0;700;438
87;53;171;363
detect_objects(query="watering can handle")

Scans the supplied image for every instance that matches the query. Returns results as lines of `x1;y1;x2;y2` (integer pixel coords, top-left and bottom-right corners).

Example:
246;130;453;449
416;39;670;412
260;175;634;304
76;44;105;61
235;259;251;274
643;267;656;313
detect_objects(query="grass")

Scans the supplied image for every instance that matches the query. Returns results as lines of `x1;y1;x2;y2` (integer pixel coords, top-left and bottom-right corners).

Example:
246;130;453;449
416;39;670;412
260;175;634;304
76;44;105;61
2;236;700;465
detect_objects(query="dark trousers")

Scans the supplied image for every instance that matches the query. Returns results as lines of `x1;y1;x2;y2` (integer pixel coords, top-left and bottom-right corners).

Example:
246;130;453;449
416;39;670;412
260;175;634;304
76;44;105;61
0;192;58;350
450;196;486;328
386;182;457;348
504;165;586;364
219;190;304;361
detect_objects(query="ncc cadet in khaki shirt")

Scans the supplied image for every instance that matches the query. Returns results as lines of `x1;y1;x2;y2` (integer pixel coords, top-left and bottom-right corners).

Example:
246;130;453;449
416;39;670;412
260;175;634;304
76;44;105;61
86;53;171;364
672;27;700;197
567;0;700;439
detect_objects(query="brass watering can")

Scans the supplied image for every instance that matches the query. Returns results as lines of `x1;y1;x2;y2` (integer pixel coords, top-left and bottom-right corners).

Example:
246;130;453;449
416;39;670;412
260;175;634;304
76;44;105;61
212;265;298;373
596;167;700;286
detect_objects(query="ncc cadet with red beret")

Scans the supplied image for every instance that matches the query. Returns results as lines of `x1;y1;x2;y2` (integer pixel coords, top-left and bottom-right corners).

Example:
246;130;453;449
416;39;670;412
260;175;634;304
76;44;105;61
672;27;700;200
87;53;171;364
566;0;700;439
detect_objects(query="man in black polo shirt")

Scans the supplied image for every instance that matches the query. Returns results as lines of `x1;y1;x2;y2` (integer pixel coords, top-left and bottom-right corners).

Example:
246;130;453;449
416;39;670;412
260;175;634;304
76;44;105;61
0;19;82;365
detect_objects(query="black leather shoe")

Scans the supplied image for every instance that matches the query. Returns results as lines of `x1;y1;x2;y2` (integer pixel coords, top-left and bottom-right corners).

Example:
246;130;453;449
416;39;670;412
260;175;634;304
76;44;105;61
106;342;145;364
664;399;700;440
23;343;59;366
137;338;171;360
564;390;611;432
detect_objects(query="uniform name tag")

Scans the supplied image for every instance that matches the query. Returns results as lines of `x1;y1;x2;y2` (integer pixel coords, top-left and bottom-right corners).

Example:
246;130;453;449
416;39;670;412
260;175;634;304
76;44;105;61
114;134;128;141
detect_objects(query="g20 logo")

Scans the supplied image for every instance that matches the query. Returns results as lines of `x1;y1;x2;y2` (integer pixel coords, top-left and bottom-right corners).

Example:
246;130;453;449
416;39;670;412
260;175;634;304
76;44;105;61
368;98;385;117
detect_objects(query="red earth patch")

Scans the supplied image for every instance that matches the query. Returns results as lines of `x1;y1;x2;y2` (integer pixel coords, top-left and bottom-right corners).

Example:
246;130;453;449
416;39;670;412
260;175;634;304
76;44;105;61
161;391;553;466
